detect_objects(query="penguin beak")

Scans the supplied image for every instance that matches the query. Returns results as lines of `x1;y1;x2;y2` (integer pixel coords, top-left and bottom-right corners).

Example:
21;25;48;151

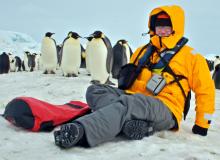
89;33;95;37
141;32;149;37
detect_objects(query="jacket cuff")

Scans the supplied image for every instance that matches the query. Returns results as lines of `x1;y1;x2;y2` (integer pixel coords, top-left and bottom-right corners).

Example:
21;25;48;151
192;125;208;136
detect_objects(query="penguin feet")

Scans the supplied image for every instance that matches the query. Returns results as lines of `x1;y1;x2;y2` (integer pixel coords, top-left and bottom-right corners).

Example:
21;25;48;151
50;70;56;74
105;78;115;86
65;73;78;77
72;73;78;77
90;80;101;84
43;70;48;74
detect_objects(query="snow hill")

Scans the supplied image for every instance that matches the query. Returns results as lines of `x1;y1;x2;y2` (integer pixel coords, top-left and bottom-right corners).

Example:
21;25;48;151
0;31;219;160
0;30;40;57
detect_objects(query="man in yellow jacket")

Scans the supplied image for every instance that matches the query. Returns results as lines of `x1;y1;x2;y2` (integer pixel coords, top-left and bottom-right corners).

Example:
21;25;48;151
54;5;215;148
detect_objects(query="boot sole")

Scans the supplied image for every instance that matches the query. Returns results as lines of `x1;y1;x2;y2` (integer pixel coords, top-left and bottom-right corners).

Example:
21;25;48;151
122;120;154;140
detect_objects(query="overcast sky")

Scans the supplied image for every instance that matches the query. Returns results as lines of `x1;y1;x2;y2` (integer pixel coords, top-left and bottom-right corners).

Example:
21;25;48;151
0;0;220;55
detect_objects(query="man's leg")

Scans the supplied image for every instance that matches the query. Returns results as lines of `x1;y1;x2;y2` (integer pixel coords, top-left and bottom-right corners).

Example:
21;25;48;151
86;84;125;111
76;93;175;147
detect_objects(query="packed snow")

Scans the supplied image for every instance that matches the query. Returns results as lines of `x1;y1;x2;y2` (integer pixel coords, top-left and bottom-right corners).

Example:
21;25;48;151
0;70;219;160
0;31;220;160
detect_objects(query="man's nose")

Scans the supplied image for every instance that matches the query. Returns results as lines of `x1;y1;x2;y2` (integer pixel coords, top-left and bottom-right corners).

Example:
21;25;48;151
161;29;166;33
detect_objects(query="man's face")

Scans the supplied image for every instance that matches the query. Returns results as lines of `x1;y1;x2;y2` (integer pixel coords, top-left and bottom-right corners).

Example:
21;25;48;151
155;26;172;37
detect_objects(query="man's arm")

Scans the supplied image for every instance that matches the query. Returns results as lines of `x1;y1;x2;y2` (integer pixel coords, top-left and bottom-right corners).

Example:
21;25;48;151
189;53;215;136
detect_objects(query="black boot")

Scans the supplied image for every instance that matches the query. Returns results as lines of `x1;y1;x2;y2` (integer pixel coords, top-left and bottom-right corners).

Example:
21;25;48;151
54;122;85;148
122;120;154;140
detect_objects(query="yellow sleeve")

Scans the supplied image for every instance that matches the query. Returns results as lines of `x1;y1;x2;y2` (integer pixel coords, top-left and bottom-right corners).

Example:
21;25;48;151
189;53;215;129
130;45;147;64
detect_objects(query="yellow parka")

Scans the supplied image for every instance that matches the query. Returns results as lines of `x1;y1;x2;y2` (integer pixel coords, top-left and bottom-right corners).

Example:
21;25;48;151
126;5;215;129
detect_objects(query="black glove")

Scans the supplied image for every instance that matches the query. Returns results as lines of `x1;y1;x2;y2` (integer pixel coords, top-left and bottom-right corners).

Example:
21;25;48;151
192;125;208;136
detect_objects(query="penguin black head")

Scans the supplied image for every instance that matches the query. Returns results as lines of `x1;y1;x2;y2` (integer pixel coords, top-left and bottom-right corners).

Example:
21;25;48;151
118;39;127;45
85;36;93;41
91;31;104;38
24;51;30;55
45;32;55;37
68;31;81;39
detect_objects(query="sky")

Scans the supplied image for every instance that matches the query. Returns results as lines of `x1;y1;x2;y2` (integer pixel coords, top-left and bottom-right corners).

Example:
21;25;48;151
0;0;220;55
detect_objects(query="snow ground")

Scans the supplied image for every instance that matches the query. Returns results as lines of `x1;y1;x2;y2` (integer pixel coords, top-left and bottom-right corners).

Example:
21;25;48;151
0;69;219;160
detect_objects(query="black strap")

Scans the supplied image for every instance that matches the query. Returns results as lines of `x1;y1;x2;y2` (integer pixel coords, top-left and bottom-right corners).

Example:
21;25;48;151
157;37;188;99
65;103;83;109
157;37;192;120
158;37;188;67
163;65;187;99
133;44;149;64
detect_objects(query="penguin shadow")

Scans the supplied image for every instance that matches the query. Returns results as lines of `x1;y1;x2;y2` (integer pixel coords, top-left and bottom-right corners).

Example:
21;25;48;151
62;73;78;77
43;70;56;74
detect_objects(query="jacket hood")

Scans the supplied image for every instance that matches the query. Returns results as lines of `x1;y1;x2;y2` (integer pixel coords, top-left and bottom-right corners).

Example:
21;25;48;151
148;5;185;49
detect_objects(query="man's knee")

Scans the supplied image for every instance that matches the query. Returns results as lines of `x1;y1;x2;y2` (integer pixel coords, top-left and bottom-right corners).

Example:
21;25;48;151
86;84;110;110
86;84;100;95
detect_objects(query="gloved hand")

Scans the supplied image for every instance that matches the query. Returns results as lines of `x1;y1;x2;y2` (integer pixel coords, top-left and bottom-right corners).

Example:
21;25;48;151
192;125;208;136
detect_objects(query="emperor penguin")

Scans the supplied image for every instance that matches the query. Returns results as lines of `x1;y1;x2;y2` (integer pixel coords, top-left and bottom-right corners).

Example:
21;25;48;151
80;44;86;68
85;31;114;84
212;55;220;89
84;36;93;75
112;39;133;79
22;51;30;71
10;56;22;72
33;53;42;70
60;31;81;77
56;44;63;66
0;52;10;74
41;32;57;74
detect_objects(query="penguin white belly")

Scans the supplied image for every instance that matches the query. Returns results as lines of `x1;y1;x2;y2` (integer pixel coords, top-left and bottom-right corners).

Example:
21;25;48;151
214;59;220;68
23;54;29;71
10;59;16;72
88;39;108;84
35;54;42;70
124;44;130;63
41;38;57;72
61;39;81;76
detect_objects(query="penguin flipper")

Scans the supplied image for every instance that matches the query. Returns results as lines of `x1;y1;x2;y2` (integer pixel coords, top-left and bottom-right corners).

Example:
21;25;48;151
102;36;113;74
112;43;124;78
90;80;101;85
129;46;133;57
60;37;69;65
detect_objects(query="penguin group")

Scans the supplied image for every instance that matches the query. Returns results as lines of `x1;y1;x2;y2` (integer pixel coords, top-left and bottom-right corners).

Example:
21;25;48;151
0;51;41;74
40;31;133;85
2;30;219;90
